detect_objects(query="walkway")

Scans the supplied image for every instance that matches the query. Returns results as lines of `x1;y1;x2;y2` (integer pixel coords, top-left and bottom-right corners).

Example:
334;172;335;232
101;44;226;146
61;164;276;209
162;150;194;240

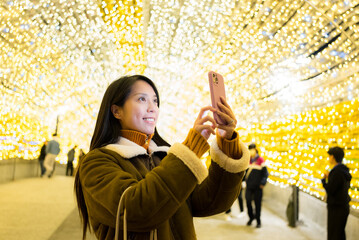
0;176;323;240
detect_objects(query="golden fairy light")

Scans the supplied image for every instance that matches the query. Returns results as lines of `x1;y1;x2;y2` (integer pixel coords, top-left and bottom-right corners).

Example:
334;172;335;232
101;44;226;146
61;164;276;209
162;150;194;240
0;0;358;208
239;98;359;209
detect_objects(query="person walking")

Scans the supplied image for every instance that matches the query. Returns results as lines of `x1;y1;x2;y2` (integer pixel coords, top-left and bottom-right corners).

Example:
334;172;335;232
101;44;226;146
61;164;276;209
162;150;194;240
245;143;269;228
321;146;352;240
66;145;77;176
224;188;245;220
78;149;85;161
43;133;60;178
38;140;47;177
74;75;250;239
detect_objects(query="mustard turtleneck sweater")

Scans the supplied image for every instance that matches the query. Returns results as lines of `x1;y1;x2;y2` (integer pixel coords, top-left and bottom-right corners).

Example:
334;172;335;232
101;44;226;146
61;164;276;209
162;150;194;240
121;128;242;160
120;130;153;150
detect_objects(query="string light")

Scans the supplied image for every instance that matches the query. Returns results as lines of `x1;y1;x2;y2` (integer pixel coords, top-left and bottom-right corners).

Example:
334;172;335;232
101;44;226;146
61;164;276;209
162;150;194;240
0;0;358;209
239;98;359;210
0;112;49;160
0;0;126;161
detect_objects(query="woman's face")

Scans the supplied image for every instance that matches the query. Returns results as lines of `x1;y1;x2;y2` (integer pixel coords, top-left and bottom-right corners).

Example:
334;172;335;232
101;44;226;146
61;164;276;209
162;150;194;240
249;149;257;158
112;80;159;135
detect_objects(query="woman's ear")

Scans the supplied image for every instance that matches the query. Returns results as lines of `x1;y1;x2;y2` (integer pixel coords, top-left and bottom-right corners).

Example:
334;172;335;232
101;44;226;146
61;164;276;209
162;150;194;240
111;104;122;120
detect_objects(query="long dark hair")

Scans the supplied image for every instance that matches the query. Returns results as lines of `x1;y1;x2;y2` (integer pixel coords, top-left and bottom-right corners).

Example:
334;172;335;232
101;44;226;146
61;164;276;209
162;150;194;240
74;75;170;239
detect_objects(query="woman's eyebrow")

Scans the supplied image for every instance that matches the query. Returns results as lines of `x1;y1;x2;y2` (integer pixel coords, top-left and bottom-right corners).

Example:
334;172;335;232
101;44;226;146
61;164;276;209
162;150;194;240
132;92;157;98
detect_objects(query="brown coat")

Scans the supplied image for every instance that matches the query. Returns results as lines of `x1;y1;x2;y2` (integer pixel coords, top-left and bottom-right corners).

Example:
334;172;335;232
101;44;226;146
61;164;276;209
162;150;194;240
78;137;250;239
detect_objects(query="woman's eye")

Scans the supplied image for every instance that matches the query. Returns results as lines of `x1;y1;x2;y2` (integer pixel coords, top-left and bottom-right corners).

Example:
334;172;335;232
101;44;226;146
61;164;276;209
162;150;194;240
154;98;158;104
139;97;146;102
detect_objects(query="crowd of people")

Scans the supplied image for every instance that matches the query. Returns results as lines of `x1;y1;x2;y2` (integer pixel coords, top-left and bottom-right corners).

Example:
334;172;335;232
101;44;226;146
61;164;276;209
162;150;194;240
38;136;85;178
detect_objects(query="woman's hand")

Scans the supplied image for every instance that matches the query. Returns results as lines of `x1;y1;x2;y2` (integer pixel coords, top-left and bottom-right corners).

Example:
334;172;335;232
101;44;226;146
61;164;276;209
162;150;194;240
193;106;217;140
215;97;237;139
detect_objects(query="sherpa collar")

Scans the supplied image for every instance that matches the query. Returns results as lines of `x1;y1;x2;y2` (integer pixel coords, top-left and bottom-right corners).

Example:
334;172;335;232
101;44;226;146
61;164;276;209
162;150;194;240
104;137;170;159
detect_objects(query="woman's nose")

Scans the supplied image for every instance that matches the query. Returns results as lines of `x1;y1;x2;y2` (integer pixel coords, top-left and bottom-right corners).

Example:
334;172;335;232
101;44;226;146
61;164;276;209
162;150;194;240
147;101;157;112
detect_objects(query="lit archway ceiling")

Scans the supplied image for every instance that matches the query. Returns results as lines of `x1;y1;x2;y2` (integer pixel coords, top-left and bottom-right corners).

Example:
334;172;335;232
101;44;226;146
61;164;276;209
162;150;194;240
141;0;359;142
1;0;359;146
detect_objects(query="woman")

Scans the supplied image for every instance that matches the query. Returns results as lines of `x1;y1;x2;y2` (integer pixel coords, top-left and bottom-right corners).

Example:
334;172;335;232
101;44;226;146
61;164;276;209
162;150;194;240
75;75;249;239
245;143;268;228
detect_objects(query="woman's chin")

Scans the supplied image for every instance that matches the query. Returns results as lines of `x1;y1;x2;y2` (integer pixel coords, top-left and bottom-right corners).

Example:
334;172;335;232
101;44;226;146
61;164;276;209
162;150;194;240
142;128;155;136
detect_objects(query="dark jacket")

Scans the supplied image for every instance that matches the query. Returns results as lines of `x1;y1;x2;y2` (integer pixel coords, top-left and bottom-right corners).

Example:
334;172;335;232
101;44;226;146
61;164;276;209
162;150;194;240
322;163;352;206
79;136;250;239
39;144;47;161
245;154;269;189
67;148;75;163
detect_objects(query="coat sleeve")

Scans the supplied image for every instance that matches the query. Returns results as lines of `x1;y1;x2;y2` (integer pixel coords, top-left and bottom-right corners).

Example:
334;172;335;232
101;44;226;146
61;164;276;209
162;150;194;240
189;139;250;217
260;166;269;186
80;145;209;232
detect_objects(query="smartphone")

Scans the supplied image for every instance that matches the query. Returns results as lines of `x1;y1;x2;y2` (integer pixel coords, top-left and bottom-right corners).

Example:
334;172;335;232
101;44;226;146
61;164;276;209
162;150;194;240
208;71;226;124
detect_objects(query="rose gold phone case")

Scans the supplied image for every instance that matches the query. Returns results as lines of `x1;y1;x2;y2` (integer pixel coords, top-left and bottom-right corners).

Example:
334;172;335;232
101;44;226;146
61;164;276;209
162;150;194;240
208;71;226;124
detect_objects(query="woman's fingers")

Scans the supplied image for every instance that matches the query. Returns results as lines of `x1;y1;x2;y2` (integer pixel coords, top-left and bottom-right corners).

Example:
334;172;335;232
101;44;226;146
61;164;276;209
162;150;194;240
217;99;235;118
196;115;217;127
193;103;238;140
194;115;216;139
194;106;218;139
217;97;237;125
213;98;237;139
196;106;217;121
219;96;230;107
215;108;237;126
196;124;216;136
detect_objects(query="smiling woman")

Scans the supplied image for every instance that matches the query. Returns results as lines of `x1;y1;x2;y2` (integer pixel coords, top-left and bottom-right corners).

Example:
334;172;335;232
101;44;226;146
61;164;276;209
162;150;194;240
86;75;166;151
111;81;159;136
74;74;250;240
1;0;359;237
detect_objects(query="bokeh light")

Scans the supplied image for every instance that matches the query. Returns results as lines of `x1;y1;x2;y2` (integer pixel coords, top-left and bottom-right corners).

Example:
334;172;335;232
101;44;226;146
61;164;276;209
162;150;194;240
0;0;358;208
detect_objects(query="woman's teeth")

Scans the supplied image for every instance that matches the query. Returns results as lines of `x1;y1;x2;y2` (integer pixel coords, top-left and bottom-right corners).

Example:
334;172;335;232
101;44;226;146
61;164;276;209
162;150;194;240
144;118;154;122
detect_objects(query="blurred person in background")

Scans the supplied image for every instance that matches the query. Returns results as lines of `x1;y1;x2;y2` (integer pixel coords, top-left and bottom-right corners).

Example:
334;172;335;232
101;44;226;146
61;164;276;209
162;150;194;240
66;145;77;176
78;149;86;161
38;140;47;177
245;143;269;228
224;188;245;221
44;133;60;178
322;146;352;240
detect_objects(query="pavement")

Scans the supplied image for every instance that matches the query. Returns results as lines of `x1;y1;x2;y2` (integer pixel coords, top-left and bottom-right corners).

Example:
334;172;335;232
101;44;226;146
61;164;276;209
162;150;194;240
0;176;324;240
